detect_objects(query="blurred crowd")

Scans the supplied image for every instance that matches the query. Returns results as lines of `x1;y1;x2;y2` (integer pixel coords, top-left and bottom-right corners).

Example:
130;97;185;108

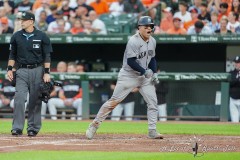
0;0;238;35
155;0;239;35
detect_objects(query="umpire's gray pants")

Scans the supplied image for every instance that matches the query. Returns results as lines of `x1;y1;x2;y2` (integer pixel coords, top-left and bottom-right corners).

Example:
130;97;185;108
12;66;43;132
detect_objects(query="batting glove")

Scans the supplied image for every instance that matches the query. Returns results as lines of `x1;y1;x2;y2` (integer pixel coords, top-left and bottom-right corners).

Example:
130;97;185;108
151;73;159;84
144;69;153;78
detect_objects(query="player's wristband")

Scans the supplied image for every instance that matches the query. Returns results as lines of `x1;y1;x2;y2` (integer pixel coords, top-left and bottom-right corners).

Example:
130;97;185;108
7;65;13;71
44;68;50;74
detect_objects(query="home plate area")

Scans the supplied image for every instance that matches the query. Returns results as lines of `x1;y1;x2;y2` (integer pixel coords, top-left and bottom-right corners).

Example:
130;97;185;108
0;134;239;153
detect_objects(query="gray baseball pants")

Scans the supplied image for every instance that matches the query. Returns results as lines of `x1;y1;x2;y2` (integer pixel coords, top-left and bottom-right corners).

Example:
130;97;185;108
12;66;43;132
93;69;158;130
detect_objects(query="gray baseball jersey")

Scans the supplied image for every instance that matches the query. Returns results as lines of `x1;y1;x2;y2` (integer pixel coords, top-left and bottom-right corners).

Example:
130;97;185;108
93;32;159;130
122;33;156;74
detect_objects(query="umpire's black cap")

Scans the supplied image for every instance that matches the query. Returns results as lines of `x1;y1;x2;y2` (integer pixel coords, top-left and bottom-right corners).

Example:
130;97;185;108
21;11;35;21
138;16;154;27
234;56;240;63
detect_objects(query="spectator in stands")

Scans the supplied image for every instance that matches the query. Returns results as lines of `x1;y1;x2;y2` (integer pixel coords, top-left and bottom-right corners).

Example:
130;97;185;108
48;62;83;120
90;0;109;15
76;0;94;15
0;0;14;14
231;0;240;15
222;0;233;13
141;0;160;19
198;2;211;23
50;0;63;10
110;81;138;121
207;0;220;13
14;0;33;13
34;0;51;23
207;11;220;32
215;17;232;34
69;5;89;23
155;7;173;34
13;12;22;33
82;19;94;34
189;0;202;14
70;18;84;34
0;7;13;29
227;11;240;33
89;10;107;34
229;55;240;122
32;0;45;12
46;4;59;24
47;17;71;34
0;17;13;34
187;20;212;34
35;10;49;32
123;0;146;15
174;2;192;23
167;15;187;34
218;2;230;22
109;0;125;17
184;8;199;30
61;0;75;20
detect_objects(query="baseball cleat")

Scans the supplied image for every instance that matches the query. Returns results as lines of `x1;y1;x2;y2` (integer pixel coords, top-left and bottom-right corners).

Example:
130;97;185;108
86;122;99;140
148;129;164;139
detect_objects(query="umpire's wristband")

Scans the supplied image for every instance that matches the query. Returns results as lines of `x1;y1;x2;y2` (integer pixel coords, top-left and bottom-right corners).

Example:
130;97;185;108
44;68;50;74
7;65;13;71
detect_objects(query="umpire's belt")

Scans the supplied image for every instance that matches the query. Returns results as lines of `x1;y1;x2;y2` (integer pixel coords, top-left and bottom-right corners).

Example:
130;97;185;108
18;64;41;69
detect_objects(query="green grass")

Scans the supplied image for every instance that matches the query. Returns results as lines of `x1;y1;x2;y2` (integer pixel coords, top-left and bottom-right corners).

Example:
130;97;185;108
0;120;239;160
0;151;240;160
0;119;240;135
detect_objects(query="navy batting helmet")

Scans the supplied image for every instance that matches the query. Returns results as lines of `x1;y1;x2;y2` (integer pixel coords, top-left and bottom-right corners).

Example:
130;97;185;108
137;16;154;29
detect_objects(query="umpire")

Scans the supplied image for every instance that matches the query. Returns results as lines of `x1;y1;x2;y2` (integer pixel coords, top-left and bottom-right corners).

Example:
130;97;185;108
7;11;53;136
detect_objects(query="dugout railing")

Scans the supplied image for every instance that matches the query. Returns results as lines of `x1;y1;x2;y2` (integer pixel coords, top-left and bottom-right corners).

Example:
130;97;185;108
0;72;230;121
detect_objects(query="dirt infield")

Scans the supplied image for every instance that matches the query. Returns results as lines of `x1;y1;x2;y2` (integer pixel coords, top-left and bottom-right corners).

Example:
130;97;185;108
0;133;239;153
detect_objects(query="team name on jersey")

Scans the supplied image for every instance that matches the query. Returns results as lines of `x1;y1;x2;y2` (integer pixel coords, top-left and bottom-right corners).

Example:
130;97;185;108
137;50;154;59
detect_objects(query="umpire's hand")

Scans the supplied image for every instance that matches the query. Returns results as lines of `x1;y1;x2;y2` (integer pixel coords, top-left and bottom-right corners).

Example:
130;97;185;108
43;73;51;83
7;70;13;82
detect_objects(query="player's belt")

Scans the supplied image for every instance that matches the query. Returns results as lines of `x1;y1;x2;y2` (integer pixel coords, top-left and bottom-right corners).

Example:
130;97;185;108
18;63;41;69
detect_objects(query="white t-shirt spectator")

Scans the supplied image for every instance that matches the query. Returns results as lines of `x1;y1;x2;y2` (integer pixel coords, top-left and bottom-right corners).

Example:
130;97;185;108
227;21;240;30
174;11;192;23
109;2;124;17
47;20;71;34
92;19;107;34
35;7;51;23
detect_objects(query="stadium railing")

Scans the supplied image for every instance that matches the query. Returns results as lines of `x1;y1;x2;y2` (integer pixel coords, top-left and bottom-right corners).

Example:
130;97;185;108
0;72;230;121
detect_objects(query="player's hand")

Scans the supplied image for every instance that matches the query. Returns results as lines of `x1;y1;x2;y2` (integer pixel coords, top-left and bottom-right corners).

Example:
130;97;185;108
7;70;13;82
144;69;153;78
151;73;159;84
43;73;51;83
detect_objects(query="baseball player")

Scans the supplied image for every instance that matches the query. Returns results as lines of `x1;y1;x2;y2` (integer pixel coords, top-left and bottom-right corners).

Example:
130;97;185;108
86;16;162;139
229;56;240;122
47;62;82;120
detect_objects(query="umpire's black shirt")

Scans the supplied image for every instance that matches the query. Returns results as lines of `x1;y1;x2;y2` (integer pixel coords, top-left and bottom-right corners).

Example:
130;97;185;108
229;69;240;99
9;28;52;65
